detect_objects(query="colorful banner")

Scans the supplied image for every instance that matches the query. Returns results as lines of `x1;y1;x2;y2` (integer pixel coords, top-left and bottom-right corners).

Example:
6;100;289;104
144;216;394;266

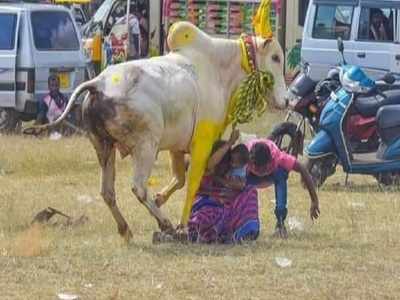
164;0;281;36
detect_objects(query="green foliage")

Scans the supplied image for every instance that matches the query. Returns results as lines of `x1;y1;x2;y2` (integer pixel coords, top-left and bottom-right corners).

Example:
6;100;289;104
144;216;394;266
287;44;301;70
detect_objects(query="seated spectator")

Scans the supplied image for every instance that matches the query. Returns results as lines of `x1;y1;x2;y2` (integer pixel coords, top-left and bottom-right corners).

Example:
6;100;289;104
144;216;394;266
36;75;68;125
369;9;390;41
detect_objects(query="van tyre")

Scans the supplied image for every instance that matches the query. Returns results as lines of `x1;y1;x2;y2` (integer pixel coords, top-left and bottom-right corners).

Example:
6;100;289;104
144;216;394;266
268;122;304;158
0;108;21;134
305;155;337;188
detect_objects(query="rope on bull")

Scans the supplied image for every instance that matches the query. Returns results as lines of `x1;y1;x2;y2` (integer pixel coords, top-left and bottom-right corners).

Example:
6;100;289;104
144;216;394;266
228;35;275;125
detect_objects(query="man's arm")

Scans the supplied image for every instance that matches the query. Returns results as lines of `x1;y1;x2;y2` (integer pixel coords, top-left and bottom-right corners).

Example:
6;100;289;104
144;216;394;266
292;161;320;220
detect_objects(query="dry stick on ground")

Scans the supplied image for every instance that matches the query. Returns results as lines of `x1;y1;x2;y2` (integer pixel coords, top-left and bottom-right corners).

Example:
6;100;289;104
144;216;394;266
31;207;71;224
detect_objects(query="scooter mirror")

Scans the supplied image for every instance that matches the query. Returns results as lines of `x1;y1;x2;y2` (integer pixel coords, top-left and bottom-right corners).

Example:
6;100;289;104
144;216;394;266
337;37;346;64
382;73;396;85
302;62;310;74
337;37;344;54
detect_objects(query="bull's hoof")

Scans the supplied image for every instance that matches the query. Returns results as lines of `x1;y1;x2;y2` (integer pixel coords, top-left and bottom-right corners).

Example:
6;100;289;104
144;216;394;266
125;230;133;243
173;230;188;243
158;219;175;235
119;227;133;244
152;231;174;244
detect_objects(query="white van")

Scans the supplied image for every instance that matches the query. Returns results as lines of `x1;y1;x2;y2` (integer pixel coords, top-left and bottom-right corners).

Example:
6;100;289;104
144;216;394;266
302;0;400;81
0;2;87;133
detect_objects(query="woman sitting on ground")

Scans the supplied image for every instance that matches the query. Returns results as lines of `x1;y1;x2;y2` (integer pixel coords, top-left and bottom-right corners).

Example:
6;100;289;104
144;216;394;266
188;129;260;243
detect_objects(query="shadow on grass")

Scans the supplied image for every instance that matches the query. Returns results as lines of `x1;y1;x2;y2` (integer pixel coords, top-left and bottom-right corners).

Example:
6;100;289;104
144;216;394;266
125;231;339;257
320;182;400;194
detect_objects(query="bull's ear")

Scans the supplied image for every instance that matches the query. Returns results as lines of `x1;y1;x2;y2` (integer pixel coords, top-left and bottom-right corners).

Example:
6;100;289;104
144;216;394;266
262;38;272;49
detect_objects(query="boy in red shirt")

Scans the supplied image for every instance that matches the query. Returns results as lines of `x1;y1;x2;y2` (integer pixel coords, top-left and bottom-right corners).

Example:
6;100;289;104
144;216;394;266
246;138;320;238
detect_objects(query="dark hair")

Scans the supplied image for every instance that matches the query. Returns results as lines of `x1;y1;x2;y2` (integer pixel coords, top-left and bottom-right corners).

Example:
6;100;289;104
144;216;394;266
231;144;249;165
371;8;385;19
250;142;271;167
48;74;59;85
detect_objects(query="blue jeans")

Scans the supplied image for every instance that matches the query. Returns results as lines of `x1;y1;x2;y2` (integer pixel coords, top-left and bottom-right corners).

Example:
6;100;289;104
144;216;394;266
247;168;288;225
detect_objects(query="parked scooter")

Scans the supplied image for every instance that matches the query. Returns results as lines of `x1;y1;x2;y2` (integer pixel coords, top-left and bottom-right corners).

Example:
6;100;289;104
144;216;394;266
271;59;400;158
305;38;400;187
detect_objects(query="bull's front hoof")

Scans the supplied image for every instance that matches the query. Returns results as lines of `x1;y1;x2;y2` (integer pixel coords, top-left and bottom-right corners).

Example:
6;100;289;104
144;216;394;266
152;231;174;244
158;219;175;235
173;230;189;243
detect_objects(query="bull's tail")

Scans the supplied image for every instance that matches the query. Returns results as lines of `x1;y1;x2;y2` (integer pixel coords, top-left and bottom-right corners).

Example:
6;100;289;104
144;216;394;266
29;78;99;131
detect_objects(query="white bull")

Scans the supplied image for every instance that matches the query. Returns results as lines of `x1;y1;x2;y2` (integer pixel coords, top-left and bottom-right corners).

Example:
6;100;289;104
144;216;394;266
37;22;287;242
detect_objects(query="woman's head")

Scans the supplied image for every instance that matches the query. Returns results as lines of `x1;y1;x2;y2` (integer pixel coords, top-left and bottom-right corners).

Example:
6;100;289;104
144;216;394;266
249;142;272;176
48;75;60;94
231;144;249;168
371;9;385;28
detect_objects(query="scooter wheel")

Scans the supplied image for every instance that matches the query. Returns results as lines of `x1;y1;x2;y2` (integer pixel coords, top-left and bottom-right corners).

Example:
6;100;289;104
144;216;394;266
268;122;304;158
305;155;337;188
375;172;400;186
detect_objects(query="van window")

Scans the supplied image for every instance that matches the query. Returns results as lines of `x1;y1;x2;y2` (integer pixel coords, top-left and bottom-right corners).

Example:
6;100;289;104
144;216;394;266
31;11;79;51
73;7;86;25
312;5;354;40
358;7;395;42
0;13;17;50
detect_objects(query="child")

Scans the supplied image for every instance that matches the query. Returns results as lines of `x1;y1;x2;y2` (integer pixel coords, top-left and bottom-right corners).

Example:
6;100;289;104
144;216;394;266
36;75;67;124
214;143;249;192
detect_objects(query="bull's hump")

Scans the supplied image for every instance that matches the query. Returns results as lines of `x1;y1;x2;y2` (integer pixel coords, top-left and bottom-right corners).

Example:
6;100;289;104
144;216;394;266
168;22;198;51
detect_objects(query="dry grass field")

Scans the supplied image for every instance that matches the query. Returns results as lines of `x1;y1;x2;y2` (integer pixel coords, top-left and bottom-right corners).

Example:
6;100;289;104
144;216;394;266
1;113;400;299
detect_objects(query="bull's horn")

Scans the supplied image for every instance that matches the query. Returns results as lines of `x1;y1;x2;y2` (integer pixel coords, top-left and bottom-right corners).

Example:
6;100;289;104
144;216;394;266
253;0;273;39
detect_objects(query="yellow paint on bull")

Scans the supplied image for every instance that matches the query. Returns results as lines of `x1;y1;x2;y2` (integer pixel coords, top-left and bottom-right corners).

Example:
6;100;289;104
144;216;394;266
168;22;197;51
239;37;252;74
253;0;273;39
181;119;228;225
179;0;274;224
111;73;122;85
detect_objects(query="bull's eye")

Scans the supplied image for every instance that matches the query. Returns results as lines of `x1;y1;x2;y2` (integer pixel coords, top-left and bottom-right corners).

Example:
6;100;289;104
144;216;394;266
272;54;281;63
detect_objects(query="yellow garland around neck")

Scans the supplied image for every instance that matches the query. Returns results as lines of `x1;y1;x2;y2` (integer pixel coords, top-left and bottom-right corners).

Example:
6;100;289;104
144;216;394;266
226;36;275;126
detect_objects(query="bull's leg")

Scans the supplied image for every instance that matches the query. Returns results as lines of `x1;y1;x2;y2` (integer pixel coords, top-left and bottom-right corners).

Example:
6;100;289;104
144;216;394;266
155;151;186;207
130;141;175;234
89;134;133;243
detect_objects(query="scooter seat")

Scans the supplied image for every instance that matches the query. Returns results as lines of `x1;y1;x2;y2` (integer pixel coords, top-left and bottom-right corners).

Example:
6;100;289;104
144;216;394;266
377;105;400;144
354;90;400;117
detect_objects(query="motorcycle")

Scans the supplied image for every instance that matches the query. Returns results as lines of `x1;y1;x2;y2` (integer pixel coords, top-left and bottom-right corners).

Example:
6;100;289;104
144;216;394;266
271;59;400;159
269;63;340;157
305;38;400;187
